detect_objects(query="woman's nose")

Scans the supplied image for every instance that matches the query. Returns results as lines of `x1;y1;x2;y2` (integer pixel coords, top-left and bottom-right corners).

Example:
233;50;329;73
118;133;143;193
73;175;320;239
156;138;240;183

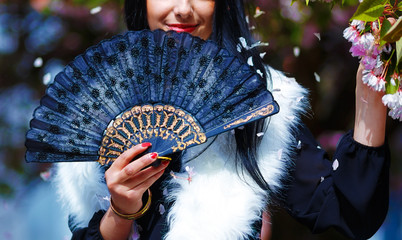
173;0;193;19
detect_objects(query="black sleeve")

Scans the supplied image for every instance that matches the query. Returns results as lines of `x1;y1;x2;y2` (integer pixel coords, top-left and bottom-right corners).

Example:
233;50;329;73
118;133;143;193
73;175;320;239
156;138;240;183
284;124;390;240
70;211;106;240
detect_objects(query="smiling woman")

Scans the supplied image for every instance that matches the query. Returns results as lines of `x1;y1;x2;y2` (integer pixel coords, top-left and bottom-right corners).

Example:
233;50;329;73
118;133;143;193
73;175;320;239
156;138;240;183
146;0;215;39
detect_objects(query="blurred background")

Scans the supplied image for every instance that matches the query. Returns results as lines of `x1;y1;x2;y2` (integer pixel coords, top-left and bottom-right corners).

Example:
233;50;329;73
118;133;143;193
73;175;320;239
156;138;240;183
0;0;400;239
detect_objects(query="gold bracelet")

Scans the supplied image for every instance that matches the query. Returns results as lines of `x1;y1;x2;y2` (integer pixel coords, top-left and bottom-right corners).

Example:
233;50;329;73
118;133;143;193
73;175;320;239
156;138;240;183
110;189;152;220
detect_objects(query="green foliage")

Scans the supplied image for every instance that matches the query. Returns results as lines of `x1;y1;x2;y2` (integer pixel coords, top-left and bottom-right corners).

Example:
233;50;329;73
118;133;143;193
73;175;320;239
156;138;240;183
351;0;388;21
396;38;402;69
386;64;400;94
386;79;399;94
380;19;393;46
382;17;402;43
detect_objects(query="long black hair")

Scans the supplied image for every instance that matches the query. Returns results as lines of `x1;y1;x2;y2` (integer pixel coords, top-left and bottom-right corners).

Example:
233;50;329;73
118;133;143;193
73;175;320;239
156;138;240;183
124;0;272;193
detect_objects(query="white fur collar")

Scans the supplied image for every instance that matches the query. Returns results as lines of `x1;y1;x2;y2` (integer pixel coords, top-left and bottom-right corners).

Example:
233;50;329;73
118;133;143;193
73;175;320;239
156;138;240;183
53;68;308;239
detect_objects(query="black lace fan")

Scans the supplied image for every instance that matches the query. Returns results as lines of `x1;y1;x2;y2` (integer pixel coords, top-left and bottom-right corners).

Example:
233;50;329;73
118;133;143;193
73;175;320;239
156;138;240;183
25;30;279;165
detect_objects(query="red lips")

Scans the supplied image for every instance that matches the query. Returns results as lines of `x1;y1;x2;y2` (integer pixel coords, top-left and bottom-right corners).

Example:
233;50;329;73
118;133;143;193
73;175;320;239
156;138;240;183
168;24;198;33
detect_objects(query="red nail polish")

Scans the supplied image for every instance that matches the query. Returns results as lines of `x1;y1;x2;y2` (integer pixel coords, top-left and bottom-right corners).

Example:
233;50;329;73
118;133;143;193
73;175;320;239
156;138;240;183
150;152;158;159
141;142;151;148
162;160;170;166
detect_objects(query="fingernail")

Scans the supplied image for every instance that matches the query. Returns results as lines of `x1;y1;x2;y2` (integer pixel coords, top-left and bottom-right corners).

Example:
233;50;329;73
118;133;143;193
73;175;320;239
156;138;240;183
150;152;158;159
141;142;152;148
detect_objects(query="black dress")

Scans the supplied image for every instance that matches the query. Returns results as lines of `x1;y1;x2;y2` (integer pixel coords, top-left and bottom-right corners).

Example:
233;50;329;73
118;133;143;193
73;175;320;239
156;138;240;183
70;124;390;240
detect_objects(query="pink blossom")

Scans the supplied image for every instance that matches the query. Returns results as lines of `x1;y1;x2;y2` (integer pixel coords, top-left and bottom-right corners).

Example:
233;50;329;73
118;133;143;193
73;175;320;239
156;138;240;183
350;20;365;31
350;33;376;57
362;70;386;92
382;92;402;121
372;57;384;75
349;40;365;57
343;26;360;43
362;55;383;72
390;73;401;86
344;20;365;43
361;55;377;70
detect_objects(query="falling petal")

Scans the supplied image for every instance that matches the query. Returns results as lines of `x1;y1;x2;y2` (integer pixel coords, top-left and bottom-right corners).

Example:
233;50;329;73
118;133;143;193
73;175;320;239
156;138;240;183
314;32;321;41
34;57;43;68
317;145;322;149
251;41;269;48
257;132;264;137
238;37;268;51
314;72;321;82
254;7;266;18
4;232;12;240
170;171;178;179
40;170;52;181
239;37;248;49
159;204;165;215
296;96;304;102
332;159;339;171
286;116;295;121
95;195;111;210
43;72;52;85
256;69;263;77
259;52;267;59
320;176;325;182
297;140;302;149
3;201;9;211
247;56;254;66
293;47;300;57
90;6;102;15
277;149;283;160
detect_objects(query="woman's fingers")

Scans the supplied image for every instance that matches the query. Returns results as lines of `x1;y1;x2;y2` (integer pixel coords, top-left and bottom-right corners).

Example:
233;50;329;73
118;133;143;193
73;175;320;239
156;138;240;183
111;142;152;170
117;152;161;182
124;160;170;189
125;166;167;199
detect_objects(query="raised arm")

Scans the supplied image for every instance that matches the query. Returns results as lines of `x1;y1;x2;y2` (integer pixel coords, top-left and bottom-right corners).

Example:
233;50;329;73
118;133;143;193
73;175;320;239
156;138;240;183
353;64;387;147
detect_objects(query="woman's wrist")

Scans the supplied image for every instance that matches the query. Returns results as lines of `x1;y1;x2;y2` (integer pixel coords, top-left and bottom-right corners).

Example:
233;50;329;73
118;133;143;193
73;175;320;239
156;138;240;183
100;208;134;240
